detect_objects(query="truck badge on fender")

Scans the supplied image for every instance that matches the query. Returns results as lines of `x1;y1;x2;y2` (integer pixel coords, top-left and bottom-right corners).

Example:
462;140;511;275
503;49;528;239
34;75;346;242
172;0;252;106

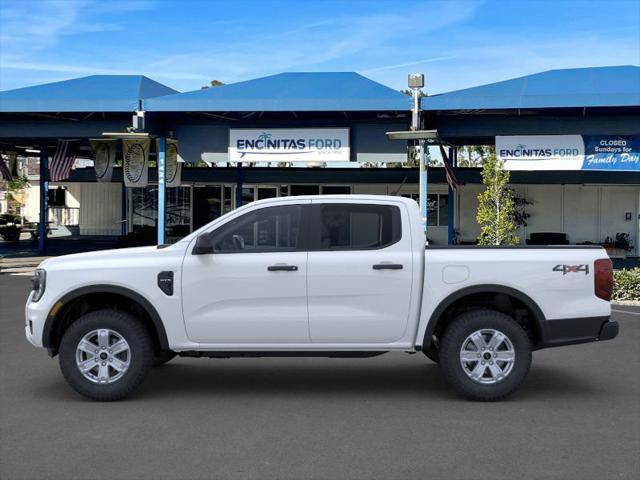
553;264;589;275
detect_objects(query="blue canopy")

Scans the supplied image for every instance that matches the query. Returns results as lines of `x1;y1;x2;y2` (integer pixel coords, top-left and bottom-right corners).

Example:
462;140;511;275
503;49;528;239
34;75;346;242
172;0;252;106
422;65;640;111
145;72;410;112
0;75;178;113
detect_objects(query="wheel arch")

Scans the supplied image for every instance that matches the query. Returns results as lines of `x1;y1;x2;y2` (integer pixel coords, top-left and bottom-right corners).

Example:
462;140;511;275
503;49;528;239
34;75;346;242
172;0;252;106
421;284;546;350
42;284;169;356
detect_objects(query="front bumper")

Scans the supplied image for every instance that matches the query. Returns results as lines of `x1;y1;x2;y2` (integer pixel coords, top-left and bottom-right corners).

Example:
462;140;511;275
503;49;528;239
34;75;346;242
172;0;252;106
540;316;619;348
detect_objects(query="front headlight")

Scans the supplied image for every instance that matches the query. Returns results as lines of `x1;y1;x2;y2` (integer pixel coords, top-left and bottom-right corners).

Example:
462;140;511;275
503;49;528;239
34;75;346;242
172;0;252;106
31;268;46;302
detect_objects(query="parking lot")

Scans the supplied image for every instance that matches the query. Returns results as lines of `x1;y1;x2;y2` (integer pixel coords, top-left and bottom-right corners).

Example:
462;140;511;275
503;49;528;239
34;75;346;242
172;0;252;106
1;274;639;480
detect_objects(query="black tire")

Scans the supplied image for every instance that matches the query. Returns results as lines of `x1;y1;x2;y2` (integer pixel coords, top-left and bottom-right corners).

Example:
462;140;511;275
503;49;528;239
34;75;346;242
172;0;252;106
422;345;439;363
153;350;176;367
439;309;532;401
59;309;154;401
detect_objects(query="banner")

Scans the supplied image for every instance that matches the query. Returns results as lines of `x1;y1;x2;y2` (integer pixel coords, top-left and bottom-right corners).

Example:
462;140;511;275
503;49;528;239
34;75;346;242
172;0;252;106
229;128;350;163
122;138;150;187
90;139;116;182
497;135;584;170
156;138;181;187
582;136;640;171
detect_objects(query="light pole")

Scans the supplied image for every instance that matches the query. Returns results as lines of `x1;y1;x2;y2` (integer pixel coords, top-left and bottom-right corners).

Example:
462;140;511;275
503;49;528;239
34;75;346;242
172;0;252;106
408;73;427;237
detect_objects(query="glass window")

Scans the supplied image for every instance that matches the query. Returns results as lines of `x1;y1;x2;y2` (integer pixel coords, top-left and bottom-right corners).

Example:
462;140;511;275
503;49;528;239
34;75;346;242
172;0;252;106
317;204;401;250
166;187;191;240
48;188;66;207
426;194;438;227
438;194;448;226
223;186;233;214
211;205;301;253
404;193;448;227
193;186;222;230
131;187;157;229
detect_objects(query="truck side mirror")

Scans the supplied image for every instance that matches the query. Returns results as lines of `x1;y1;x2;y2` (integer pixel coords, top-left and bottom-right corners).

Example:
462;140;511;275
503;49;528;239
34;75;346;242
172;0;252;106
192;232;214;255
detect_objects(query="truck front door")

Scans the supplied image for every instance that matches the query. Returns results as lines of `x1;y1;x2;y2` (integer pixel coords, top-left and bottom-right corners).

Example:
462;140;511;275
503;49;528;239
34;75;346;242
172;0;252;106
181;201;310;344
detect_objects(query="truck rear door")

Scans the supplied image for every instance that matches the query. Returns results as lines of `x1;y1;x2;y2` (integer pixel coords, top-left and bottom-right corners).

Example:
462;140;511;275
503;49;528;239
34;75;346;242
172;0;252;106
305;200;413;343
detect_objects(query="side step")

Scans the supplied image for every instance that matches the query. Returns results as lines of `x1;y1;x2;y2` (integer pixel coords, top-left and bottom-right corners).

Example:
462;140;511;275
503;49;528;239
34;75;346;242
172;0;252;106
178;351;389;359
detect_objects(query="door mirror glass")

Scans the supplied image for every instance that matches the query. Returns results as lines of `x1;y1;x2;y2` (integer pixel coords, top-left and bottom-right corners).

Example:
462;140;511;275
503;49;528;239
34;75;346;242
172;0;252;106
192;232;214;255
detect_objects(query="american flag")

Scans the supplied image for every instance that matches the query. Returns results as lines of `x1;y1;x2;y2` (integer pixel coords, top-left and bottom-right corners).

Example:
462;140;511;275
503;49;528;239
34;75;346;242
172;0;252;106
0;156;12;181
50;140;77;182
439;145;458;190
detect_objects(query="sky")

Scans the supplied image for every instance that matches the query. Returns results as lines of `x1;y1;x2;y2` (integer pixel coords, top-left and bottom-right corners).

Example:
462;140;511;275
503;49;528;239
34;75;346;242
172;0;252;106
0;0;639;94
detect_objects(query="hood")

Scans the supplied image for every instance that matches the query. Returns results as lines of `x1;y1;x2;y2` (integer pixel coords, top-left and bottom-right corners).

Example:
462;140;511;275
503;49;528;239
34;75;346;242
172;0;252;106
39;246;162;269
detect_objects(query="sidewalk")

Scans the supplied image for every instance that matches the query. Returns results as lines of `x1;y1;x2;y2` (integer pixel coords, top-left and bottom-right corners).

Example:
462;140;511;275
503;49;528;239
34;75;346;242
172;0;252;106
0;256;49;274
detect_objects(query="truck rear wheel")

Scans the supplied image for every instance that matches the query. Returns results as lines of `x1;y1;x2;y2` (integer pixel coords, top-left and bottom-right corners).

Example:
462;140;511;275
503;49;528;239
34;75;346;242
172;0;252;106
439;309;531;401
58;309;154;401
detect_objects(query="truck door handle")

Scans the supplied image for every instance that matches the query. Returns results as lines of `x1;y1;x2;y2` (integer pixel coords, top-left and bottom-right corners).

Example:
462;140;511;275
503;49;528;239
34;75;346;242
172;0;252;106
268;265;298;272
372;263;403;270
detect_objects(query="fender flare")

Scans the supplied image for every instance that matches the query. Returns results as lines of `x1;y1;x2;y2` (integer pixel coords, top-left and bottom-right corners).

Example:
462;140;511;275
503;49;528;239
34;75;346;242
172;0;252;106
422;284;546;348
42;284;169;351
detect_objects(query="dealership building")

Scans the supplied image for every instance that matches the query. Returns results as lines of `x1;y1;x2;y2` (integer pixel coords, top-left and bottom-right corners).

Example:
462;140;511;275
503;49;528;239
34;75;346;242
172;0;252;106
0;66;638;256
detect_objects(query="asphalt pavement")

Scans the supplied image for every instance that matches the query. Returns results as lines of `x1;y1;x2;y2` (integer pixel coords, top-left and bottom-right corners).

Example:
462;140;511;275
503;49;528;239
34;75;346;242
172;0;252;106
1;274;639;480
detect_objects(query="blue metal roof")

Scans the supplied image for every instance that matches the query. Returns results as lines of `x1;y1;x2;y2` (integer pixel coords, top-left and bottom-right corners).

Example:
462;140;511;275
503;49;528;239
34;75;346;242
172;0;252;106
145;72;410;112
0;75;178;113
422;66;640;111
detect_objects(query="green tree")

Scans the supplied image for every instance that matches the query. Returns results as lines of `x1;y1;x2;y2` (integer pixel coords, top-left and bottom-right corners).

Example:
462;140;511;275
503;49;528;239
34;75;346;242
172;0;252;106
457;145;495;167
201;80;225;89
476;153;519;245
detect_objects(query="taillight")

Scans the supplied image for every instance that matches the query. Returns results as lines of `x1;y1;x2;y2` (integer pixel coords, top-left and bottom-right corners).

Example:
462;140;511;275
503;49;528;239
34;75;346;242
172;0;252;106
594;258;613;301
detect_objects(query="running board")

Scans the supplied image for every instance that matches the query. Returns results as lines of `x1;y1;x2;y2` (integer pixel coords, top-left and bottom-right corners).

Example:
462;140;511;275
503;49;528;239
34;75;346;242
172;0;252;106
178;351;389;359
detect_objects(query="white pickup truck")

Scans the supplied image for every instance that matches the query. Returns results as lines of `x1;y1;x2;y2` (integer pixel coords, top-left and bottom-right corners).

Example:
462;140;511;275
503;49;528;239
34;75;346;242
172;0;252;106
25;195;618;401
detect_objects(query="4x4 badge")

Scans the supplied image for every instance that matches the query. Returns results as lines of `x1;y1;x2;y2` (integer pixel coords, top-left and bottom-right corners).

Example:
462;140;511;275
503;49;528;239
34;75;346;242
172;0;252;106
553;264;589;275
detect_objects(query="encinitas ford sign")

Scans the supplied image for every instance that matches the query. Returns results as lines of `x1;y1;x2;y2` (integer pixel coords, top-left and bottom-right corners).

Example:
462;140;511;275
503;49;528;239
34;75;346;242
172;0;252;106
497;135;640;171
497;135;584;170
229;128;350;163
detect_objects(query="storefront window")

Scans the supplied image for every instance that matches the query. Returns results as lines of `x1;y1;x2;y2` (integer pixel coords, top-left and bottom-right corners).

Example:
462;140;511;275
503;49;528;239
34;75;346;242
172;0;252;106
193;186;222;230
403;192;448;227
131;186;191;243
131;187;157;230
166;187;191;241
427;194;438;226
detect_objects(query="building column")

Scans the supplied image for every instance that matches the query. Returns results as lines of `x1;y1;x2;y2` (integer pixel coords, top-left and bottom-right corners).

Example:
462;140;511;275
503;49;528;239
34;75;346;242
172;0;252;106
157;137;166;245
235;163;244;209
38;146;48;255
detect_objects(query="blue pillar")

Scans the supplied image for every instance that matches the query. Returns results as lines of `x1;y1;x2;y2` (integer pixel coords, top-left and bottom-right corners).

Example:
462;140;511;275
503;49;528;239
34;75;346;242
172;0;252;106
235;163;243;208
38;147;48;255
447;146;456;245
419;140;428;238
157;137;166;245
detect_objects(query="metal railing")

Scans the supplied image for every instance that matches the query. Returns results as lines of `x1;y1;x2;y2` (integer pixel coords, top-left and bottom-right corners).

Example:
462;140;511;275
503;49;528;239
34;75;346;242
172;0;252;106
48;207;79;226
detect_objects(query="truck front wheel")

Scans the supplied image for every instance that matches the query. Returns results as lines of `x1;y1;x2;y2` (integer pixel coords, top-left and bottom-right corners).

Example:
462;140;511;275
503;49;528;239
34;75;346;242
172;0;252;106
58;309;154;401
439;309;532;401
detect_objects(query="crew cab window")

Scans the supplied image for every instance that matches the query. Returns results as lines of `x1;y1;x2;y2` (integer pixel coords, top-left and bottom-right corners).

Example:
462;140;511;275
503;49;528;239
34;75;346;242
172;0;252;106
211;205;301;253
316;204;401;250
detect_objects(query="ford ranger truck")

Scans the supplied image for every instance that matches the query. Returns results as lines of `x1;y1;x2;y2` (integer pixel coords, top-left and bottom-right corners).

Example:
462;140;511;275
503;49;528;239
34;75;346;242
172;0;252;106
25;195;619;401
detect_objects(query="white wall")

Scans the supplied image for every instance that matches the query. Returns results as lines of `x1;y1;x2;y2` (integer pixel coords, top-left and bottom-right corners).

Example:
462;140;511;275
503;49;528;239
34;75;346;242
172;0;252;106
78;183;122;235
599;187;639;254
457;183;639;255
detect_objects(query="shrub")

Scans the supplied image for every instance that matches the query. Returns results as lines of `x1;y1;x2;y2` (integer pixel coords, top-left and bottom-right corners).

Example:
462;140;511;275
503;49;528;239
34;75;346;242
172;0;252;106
612;268;640;301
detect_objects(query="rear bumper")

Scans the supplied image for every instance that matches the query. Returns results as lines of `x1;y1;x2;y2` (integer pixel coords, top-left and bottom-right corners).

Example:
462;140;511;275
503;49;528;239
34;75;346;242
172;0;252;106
540;316;619;348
